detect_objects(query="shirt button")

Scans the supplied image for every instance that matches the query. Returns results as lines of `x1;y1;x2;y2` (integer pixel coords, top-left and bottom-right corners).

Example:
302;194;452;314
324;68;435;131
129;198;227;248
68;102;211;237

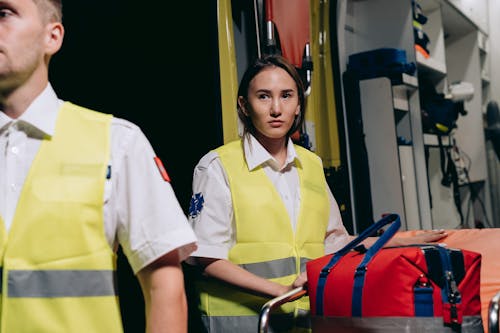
11;146;19;154
10;183;17;191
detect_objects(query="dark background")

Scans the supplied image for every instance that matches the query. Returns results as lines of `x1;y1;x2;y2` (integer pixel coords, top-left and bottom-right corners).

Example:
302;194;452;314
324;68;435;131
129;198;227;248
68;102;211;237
50;1;222;331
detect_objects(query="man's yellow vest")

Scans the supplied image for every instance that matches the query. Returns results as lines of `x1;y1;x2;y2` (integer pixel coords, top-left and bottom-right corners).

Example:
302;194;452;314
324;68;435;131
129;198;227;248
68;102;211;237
0;102;123;332
196;140;329;332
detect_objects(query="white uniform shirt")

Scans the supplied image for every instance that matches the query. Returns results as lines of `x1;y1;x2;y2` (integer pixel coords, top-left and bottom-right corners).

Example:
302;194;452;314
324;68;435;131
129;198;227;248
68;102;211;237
0;84;197;274
188;134;349;260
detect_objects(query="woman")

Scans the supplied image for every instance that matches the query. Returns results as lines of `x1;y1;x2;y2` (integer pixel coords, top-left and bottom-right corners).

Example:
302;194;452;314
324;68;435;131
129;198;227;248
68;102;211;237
186;54;445;332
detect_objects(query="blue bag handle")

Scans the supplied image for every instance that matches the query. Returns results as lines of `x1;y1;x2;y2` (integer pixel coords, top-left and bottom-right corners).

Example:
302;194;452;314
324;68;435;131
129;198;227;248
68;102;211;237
315;213;401;316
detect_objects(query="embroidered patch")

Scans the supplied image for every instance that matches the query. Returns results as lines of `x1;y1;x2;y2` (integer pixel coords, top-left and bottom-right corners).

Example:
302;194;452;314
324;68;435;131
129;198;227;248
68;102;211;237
154;157;171;182
188;192;204;218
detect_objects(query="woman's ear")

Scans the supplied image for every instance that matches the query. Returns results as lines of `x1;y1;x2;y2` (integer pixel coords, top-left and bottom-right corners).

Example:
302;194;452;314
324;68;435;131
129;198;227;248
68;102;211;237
238;96;248;116
295;105;300;116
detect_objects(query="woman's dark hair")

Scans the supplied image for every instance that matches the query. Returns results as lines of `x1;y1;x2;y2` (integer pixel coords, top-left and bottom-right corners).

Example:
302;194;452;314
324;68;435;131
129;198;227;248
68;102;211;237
237;54;307;139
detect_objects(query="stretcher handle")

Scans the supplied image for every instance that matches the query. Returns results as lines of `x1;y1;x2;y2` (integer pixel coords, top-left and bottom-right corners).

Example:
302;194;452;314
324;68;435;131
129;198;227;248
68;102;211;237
489;290;500;333
258;286;307;333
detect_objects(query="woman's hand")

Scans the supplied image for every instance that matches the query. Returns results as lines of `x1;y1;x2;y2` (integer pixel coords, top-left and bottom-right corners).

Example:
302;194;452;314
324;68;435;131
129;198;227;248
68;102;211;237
392;229;448;246
291;271;308;289
360;229;448;249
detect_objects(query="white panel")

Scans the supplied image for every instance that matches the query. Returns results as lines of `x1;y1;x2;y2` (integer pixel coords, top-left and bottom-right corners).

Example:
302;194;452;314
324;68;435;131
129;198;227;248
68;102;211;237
399;146;421;229
359;78;407;227
427;147;461;229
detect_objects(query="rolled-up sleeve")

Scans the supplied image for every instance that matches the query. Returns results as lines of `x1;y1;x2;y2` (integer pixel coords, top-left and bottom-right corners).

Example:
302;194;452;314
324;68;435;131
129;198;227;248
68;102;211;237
324;187;350;254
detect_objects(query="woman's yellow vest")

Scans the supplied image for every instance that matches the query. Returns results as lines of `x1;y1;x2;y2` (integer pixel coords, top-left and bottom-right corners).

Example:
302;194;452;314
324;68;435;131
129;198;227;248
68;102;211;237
0;103;123;333
196;140;329;332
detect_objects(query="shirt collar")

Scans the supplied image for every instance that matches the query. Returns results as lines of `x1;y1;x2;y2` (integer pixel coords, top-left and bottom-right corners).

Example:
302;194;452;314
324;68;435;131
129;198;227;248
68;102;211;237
243;134;299;171
0;110;11;130
0;84;62;137
20;84;63;137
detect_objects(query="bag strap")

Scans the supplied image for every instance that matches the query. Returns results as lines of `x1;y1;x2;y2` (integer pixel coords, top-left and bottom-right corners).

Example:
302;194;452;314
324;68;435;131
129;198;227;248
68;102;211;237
437;136;465;226
315;214;401;315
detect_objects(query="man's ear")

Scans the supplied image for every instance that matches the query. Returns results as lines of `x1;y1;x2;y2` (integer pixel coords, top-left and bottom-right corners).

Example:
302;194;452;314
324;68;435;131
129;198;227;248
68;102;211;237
45;22;65;56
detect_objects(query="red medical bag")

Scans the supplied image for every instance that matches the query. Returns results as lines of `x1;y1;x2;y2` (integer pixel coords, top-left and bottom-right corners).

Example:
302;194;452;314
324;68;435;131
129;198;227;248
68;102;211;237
306;214;483;332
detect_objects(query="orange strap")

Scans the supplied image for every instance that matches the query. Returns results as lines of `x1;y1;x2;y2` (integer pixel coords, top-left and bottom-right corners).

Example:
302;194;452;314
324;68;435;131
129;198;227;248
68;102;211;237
266;0;310;67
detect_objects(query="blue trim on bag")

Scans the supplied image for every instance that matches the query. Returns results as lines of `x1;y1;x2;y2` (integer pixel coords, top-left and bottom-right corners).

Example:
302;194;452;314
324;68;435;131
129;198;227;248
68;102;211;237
315;214;401;316
414;285;434;316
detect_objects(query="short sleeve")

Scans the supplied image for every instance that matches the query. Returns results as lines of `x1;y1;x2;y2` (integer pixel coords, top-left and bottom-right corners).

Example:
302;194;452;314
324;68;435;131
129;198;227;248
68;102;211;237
187;151;235;260
109;118;197;274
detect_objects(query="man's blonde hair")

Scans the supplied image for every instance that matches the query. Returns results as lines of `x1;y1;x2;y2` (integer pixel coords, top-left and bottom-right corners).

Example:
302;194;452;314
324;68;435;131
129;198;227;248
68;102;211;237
33;0;63;23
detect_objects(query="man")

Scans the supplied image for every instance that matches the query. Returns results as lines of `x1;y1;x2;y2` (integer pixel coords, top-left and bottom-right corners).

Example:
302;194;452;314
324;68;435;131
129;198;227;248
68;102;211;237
0;0;197;332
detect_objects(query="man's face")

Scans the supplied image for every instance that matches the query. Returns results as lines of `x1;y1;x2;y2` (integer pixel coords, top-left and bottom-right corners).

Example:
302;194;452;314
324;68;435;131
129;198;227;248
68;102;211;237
0;0;51;88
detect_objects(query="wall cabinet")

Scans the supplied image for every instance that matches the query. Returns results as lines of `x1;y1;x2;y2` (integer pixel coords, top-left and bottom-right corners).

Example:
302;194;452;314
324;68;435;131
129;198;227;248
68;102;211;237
338;0;494;232
420;0;493;229
356;76;421;230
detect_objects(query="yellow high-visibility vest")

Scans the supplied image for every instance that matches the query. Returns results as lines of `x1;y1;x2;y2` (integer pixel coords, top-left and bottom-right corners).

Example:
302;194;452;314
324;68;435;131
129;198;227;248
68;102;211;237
196;140;329;332
0;102;123;333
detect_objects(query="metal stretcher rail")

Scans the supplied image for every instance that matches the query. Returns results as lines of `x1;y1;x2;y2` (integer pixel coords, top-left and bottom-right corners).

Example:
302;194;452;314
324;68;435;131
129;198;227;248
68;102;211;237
258;286;306;333
259;287;500;333
490;290;500;333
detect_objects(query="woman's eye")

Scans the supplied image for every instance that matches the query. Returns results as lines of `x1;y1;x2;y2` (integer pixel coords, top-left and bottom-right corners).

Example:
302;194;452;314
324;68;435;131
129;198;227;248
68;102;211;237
0;9;14;19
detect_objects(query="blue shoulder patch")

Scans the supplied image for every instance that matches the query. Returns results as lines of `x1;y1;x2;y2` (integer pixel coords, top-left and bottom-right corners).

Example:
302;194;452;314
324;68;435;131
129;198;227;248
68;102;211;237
188;192;204;219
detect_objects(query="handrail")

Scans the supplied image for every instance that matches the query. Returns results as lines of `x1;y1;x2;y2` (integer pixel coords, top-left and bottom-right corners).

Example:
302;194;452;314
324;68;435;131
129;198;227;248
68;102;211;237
258;286;307;333
489;290;500;333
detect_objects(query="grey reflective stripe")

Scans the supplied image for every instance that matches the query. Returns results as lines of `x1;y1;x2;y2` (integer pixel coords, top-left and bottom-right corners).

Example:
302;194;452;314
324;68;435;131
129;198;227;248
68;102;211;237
7;270;116;298
300;257;310;273
311;315;483;333
239;257;312;279
240;257;296;279
203;313;295;332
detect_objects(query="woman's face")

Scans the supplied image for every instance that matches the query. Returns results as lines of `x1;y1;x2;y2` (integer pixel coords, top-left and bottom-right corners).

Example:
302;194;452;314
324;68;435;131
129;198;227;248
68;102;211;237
239;66;300;141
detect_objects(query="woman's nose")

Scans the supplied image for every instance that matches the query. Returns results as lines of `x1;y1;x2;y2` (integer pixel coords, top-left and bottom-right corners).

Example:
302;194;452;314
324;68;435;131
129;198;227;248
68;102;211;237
270;99;281;116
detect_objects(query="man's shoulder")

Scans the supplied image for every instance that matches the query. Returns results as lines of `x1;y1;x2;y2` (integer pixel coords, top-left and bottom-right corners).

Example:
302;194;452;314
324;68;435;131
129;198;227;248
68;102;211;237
61;102;112;122
63;102;141;132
